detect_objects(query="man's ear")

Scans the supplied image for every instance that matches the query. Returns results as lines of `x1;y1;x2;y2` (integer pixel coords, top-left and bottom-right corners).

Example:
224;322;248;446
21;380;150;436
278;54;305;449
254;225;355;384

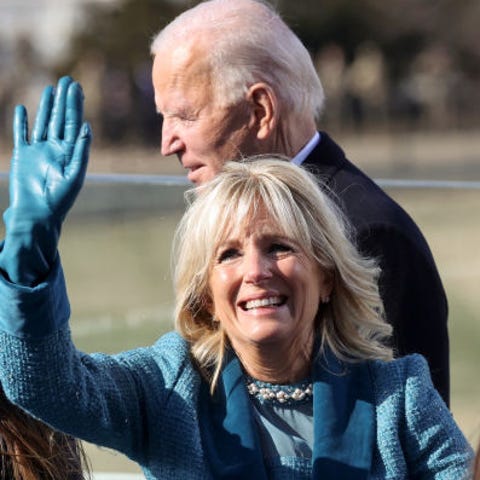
246;83;279;140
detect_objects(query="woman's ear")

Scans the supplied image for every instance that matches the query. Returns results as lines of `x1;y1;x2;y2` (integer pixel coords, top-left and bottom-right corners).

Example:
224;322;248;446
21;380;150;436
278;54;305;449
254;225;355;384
320;272;334;305
246;83;279;140
203;294;214;316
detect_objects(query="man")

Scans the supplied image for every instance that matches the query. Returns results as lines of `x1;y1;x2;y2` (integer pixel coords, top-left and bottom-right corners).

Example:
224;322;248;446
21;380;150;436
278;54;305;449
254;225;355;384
150;0;449;405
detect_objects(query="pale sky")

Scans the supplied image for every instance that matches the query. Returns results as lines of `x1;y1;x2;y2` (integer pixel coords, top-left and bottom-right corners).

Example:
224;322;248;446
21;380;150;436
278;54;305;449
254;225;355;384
0;0;119;65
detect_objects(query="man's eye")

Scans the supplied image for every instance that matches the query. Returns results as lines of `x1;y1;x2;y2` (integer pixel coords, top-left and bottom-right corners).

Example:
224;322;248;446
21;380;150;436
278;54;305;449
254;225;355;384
178;112;196;122
217;248;240;263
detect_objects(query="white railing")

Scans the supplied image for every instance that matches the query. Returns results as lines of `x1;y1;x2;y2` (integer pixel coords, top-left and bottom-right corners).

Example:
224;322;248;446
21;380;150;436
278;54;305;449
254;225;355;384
2;171;480;190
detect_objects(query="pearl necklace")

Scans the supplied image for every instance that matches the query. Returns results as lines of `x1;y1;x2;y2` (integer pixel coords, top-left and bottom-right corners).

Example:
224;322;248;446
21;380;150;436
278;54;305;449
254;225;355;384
246;376;313;405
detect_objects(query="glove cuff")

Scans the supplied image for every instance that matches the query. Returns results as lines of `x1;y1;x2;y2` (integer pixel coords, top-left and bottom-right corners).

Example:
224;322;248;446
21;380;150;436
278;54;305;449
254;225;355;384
0;210;61;286
0;251;70;338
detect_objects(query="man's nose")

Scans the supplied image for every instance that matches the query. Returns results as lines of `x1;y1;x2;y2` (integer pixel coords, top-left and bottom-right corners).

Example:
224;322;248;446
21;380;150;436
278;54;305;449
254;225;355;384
160;119;183;156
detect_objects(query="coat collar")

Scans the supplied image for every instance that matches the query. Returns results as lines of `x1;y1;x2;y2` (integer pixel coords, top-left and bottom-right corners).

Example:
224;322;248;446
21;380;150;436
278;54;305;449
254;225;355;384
301;130;347;182
199;348;375;479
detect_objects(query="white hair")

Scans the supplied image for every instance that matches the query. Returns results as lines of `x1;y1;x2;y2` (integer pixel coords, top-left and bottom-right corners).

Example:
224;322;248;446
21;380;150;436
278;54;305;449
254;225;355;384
151;0;325;120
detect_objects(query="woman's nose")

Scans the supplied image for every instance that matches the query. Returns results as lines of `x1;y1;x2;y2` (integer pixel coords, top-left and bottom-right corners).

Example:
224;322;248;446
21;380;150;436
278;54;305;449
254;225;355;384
243;250;273;284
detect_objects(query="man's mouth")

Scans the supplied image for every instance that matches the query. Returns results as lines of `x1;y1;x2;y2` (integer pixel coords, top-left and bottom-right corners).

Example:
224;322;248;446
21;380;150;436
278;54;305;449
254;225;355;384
241;296;286;311
185;164;205;183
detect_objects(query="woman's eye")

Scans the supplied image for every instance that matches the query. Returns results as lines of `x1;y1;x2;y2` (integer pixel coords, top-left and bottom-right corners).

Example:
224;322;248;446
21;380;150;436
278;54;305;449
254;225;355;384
269;243;293;254
217;248;240;263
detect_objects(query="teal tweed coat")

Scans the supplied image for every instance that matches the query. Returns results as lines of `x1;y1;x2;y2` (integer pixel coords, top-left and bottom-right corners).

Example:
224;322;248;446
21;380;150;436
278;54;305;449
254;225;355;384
0;260;473;479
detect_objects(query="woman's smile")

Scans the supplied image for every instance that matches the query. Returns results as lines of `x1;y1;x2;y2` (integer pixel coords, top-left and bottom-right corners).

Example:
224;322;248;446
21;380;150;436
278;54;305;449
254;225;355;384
240;295;286;311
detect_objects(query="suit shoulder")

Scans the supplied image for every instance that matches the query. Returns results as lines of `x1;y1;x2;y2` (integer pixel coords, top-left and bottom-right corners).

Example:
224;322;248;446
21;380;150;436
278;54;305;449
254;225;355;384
154;330;189;351
151;331;192;371
369;354;432;402
370;354;429;381
113;331;195;392
305;133;417;228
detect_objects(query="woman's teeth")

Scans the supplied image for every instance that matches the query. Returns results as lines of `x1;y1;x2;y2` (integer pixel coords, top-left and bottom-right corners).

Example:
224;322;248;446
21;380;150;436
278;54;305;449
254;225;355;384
244;296;283;311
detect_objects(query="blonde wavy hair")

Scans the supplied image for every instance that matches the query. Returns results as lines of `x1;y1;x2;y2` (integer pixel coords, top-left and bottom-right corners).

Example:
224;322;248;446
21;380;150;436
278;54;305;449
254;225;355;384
173;158;393;389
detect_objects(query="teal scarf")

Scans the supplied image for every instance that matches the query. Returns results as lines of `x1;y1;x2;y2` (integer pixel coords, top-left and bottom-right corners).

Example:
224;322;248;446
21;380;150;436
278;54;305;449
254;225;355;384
199;348;375;479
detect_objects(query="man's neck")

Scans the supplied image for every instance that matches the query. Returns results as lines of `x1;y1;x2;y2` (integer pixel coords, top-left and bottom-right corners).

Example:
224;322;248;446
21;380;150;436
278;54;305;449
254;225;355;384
273;116;317;158
292;131;320;165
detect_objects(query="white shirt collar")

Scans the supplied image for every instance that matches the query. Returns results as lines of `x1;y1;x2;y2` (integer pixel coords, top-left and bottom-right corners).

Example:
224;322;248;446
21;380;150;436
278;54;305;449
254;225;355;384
291;132;321;166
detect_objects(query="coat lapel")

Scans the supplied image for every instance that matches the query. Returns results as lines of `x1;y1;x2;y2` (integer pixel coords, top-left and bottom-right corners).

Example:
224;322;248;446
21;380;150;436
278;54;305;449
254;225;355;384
198;353;267;479
302;131;347;183
312;350;376;479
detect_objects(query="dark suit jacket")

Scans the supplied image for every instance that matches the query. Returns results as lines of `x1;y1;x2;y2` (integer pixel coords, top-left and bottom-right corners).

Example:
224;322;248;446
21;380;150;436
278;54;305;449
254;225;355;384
303;132;449;405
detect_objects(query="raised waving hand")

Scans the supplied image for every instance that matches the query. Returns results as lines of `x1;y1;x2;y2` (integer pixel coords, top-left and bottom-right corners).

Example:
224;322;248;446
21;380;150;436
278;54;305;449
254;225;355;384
0;76;92;286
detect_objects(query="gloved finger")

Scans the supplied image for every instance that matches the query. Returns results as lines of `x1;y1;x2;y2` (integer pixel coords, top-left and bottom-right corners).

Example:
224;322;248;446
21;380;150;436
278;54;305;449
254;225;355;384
32;86;54;143
13;105;28;148
64;82;84;145
65;122;92;187
48;76;73;140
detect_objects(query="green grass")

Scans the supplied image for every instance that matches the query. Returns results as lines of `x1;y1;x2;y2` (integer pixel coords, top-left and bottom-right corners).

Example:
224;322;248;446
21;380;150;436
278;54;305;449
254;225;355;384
61;213;183;353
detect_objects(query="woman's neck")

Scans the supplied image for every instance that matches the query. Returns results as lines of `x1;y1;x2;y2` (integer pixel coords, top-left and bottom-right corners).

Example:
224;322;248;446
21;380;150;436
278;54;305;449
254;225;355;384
234;336;314;384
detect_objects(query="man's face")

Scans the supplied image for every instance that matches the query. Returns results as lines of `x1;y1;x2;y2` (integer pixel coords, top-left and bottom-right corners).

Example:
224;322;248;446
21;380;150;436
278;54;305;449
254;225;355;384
152;46;258;185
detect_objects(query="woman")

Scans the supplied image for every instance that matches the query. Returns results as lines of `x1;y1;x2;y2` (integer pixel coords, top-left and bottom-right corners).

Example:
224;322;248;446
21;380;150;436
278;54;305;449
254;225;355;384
0;77;473;479
0;387;89;479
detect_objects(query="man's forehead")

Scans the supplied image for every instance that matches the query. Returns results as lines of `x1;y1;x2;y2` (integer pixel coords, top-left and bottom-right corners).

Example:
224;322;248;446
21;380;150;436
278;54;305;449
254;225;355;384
153;45;213;106
168;44;195;70
155;41;211;83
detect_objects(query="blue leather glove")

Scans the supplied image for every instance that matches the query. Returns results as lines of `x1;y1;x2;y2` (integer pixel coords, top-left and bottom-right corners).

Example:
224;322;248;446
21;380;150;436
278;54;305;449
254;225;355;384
0;76;92;286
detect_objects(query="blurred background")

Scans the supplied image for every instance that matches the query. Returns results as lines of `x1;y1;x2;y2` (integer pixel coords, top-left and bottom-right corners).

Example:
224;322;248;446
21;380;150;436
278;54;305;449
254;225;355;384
1;0;480;147
0;0;479;476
